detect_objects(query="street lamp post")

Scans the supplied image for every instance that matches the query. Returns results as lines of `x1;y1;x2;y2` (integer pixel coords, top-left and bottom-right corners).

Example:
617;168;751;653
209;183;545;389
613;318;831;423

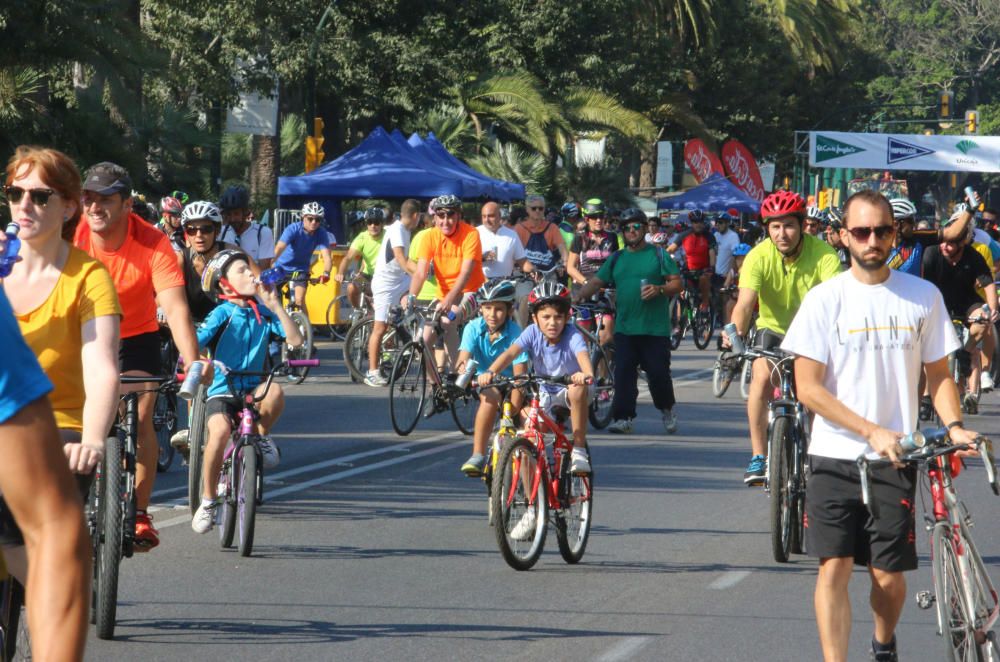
305;1;337;127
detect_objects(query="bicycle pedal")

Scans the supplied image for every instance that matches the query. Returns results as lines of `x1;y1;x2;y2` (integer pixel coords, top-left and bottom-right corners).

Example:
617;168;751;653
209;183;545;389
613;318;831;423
915;590;935;609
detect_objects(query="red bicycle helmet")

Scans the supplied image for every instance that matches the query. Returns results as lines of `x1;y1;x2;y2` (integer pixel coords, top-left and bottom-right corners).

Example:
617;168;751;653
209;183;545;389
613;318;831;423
760;191;806;220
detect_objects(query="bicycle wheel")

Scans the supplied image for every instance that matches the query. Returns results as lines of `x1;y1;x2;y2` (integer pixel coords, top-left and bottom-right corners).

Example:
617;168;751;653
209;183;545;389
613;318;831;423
218;450;237;549
768;416;793;563
588;345;615;429
187;384;208;516
343;318;374;383
740;357;753;400
957;521;1000;662
712;351;735;398
154;389;177;473
95;434;123;640
449;385;477;436
669;297;685;350
237;445;259;557
692;302;715;350
389;342;427;436
325;295;352;341
932;523;980;661
281;310;313;384
491;437;547;570
555;453;593;564
0;575;22;661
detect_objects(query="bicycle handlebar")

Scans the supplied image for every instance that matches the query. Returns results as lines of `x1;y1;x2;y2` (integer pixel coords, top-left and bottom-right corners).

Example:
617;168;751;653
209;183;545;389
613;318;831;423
473;373;593;392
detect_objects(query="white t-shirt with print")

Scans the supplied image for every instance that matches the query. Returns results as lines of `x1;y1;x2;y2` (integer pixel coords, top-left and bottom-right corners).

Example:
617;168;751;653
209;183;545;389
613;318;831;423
781;270;959;460
478;224;527;279
219;222;275;262
714;229;740;275
371;220;412;292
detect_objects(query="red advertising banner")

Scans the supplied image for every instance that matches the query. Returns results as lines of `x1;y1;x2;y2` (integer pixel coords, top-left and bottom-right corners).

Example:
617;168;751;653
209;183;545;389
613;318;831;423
721;139;765;201
683;139;725;183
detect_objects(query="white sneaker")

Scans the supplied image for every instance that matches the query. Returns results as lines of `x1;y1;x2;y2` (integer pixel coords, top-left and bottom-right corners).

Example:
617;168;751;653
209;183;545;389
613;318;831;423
569;449;592;475
364;370;389;387
982;373;995;391
607;418;633;434
510;508;537;541
662;409;678;434
191;500;217;534
258;435;281;469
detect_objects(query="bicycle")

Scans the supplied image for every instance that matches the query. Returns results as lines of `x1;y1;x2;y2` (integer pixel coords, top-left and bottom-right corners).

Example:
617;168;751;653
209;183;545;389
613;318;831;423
487;374;594;570
857;428;1000;661
950;307;989;415
154;331;179;472
276;272;317;385
669;269;715;350
388;302;478;436
210;358;319;557
326;271;373;342
475;383;521;526
571;296;616;429
0;565;27;662
714;325;756;399
89;374;178;640
343;303;411;384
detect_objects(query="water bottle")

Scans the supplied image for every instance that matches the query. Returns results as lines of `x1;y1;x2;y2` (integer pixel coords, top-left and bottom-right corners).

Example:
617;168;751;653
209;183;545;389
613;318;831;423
0;222;21;278
179;360;205;400
258;266;285;287
455;359;478;389
723;322;745;355
898;430;926;453
965;186;980;211
640;278;649;294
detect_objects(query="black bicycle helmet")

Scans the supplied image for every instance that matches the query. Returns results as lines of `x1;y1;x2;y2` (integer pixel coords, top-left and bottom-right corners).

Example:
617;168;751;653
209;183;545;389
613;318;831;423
476;278;517;305
582;198;605;217
430;194;462;212
218;184;250;211
364;207;387;224
620;207;645;224
201;249;250;302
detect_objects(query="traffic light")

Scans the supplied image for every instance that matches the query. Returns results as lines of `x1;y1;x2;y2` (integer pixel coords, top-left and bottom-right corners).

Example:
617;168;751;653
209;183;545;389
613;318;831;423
305;136;318;173
966;110;979;135
939;91;954;118
304;117;326;173
818;189;830;210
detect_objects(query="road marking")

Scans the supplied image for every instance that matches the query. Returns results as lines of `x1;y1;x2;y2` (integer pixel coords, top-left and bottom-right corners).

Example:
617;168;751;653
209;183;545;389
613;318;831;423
708;570;750;590
673;368;713;387
596;636;652;662
153;438;467;530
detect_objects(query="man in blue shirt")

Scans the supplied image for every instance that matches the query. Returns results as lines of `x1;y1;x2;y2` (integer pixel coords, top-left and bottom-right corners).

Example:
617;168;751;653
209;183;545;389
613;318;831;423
272;201;334;319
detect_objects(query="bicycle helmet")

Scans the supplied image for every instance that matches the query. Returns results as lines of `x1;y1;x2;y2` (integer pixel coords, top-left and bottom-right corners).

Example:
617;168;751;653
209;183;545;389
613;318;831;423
733;243;752;257
181;200;223;226
363;206;386;224
582;198;605;217
561;201;581;219
620;207;646;224
806;206;827;221
890;198;917;221
201;248;250;302
430;194;462;212
170;190;190;205
301;201;325;218
688;209;705;223
826;207;843;229
218;184;250;211
160;196;183;215
528;281;571;313
716;211;734;223
760;190;806;220
476;278;517;305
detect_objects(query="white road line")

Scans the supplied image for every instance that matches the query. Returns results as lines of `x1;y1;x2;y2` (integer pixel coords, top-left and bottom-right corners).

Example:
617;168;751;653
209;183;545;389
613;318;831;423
673;368;714;387
708;570;751;590
596;636;652;662
153;439;467;530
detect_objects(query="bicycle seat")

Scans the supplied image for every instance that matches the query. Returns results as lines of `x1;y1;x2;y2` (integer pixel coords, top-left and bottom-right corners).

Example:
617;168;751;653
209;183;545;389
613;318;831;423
551;405;571;424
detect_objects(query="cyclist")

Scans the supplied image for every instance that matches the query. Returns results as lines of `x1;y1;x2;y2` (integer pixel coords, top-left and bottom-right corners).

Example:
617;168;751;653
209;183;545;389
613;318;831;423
157;195;186;252
720;242;752;329
804;206;827;236
575;207;682;434
179;200;241;323
75;161;207;550
480;281;594;484
336;206;385;309
824;209;850;271
514;194;568;274
478;200;531;280
271;201;334;320
365;199;421;387
782;190;980;662
557;201;580;248
190;249;303;533
727;190;840;485
458;279;529;476
667;209;716;311
407;195;485;370
713;211;741;321
566;202;620;347
217;184;275;270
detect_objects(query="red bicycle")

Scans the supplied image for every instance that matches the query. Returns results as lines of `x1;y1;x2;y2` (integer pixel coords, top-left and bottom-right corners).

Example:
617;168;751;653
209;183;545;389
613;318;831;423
487;374;594;571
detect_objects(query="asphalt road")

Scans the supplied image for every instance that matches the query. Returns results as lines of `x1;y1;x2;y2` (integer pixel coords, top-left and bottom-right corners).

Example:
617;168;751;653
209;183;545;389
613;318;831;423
82;337;1000;661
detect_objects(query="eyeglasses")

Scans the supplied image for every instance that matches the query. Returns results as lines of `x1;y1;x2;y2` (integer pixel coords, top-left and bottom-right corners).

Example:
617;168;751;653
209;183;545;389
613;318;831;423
367;220;383;226
184;224;216;235
4;186;57;207
586;214;605;220
434;210;459;218
845;225;894;241
624;223;645;231
303;216;322;223
528;206;544;211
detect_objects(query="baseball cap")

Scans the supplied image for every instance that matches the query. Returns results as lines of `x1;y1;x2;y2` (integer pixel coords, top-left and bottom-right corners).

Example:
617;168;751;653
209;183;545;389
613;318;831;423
83;162;133;196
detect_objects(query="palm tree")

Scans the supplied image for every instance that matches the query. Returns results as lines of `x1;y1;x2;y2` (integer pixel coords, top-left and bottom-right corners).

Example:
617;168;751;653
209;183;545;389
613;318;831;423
467;142;551;196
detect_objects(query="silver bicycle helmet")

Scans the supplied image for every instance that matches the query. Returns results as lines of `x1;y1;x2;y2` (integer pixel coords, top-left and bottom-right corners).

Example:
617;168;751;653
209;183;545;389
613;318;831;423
890;198;917;220
476;278;517;304
429;195;462;212
181;200;223;226
301;201;325;217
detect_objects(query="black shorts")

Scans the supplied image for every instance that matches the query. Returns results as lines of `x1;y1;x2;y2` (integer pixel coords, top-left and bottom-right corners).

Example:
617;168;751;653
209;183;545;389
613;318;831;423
205;396;243;424
752;328;784;351
805;455;917;572
120;331;163;375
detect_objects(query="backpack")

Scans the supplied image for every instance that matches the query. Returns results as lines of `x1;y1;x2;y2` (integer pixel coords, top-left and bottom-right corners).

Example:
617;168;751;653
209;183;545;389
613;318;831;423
603;245;669;287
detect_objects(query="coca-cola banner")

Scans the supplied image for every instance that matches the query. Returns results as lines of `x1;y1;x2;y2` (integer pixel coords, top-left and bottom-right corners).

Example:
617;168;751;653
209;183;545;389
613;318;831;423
683;139;725;183
721;140;765;201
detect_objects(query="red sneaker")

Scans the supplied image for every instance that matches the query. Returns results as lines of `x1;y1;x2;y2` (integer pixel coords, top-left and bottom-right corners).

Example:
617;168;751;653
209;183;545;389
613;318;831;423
134;512;160;551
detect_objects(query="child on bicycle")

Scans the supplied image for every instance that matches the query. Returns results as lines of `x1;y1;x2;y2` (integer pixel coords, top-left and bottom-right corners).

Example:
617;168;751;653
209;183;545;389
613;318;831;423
190;249;303;534
479;281;594;476
457;279;529;476
722;242;752;329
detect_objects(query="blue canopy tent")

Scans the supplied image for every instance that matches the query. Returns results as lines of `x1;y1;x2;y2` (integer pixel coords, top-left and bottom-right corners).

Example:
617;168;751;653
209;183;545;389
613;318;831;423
407;132;525;201
656;174;761;214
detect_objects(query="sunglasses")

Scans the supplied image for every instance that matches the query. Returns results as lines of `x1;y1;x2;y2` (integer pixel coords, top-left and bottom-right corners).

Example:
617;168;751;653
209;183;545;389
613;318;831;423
184;225;216;236
434;210;459;218
586;214;605;220
5;186;57;207
845;225;894;241
528;206;544;211
624;222;645;231
367;220;383;225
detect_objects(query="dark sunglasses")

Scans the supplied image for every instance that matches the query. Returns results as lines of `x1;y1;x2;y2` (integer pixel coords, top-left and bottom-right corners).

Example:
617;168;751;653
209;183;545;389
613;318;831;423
845;225;894;241
528;206;544;211
434;210;459;218
5;186;57;207
624;222;645;231
184;224;216;235
367;219;383;225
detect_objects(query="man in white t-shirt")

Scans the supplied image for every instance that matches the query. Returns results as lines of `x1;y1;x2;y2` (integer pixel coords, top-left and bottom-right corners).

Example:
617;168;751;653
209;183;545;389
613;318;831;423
782;190;982;662
217;184;276;269
477;201;531;279
713;211;741;277
365;199;421;387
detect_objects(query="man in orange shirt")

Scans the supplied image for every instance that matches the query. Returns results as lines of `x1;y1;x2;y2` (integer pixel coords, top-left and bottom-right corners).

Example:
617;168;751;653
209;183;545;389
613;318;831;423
75;161;206;551
407;195;485;371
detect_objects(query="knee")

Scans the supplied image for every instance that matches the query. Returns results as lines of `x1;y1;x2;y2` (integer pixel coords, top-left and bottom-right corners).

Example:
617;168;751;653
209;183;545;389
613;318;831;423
568;384;587;403
817;557;854;588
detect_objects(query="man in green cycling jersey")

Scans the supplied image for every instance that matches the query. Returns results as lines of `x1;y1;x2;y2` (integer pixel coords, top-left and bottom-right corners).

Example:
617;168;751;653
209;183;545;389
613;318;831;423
727;190;840;485
337;206;386;309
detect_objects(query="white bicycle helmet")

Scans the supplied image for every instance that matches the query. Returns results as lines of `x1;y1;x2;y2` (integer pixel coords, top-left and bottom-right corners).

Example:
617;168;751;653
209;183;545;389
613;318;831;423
476;278;517;304
890;198;917;220
429;194;462;212
301;201;325;217
181;200;223;226
805;206;826;221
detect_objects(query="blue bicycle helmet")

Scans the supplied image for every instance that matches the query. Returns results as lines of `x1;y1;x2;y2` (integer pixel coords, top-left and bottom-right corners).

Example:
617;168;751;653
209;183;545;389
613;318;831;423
732;243;752;257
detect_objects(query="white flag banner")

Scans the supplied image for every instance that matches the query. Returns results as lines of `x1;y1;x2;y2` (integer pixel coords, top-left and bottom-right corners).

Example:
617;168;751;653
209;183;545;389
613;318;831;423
655;141;673;188
808;131;1000;173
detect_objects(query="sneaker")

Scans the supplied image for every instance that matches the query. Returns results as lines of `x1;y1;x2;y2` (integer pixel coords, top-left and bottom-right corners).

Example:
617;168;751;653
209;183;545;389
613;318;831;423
170;428;190;461
422;397;438;419
607;418;633;434
570;449;592;475
963;392;979;415
661;409;678;434
870;636;898;661
510;508;537;541
461;453;487;476
364;370;389;387
919;395;933;421
191;500;217;534
982;372;995;392
134;512;160;551
258;435;281;470
743;454;766;486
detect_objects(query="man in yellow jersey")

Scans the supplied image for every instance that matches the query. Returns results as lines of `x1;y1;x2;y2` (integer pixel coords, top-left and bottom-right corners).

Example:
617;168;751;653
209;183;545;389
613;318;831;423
727;190;841;485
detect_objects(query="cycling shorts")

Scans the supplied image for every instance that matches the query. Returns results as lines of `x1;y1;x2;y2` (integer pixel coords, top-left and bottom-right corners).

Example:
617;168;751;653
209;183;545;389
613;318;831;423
205;396;244;424
120;331;163;375
805;455;917;572
752;328;783;351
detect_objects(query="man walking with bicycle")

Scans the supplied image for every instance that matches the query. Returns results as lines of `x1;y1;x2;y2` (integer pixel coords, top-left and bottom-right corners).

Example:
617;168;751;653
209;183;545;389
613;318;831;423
782;190;980;662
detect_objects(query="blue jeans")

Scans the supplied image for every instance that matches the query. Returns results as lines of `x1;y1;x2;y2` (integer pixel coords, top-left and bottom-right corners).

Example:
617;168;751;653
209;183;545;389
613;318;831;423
611;333;676;420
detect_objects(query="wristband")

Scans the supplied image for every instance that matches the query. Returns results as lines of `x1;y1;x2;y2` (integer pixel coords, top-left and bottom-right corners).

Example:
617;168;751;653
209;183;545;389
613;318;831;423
947;420;964;430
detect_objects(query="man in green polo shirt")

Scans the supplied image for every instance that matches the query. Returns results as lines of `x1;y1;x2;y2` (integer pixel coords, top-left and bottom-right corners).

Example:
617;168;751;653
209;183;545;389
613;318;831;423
336;206;386;308
728;190;841;485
